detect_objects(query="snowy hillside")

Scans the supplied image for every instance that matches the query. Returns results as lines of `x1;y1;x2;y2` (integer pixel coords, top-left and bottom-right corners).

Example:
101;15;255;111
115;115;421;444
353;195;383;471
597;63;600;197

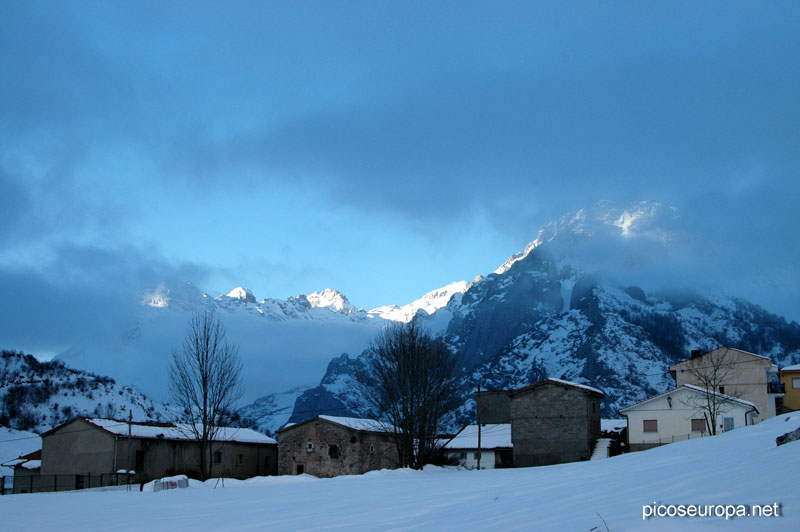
2;412;798;530
0;350;169;434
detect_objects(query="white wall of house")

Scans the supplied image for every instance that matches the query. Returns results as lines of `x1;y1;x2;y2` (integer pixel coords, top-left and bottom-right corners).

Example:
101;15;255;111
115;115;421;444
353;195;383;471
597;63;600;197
446;449;499;470
622;387;757;449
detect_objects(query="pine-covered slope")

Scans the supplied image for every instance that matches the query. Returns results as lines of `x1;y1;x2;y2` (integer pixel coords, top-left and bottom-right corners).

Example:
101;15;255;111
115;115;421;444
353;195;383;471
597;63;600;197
0;350;169;433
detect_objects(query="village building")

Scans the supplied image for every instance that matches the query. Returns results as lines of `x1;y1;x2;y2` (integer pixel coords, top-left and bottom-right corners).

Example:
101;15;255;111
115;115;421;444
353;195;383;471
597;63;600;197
277;415;398;477
33;417;277;492
443;424;512;469
669;347;783;422
780;364;800;412
475;378;604;468
620;384;759;452
2;449;41;494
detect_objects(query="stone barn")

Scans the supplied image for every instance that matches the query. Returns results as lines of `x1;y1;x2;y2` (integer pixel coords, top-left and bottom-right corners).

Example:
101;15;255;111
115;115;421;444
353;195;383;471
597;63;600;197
277;415;398;477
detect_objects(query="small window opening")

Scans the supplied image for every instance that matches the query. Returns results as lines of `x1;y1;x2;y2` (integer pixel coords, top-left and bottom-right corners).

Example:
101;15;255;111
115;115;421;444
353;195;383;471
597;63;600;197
329;445;339;458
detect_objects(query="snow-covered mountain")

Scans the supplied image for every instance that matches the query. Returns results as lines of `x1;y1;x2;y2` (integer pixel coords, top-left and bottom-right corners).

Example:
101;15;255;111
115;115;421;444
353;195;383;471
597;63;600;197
0;350;169;433
277;202;800;431
41;200;800;435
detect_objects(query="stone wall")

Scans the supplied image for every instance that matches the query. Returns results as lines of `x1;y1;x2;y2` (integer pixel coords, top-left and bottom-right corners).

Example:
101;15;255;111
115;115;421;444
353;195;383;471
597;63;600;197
278;419;398;477
510;384;601;467
477;390;512;424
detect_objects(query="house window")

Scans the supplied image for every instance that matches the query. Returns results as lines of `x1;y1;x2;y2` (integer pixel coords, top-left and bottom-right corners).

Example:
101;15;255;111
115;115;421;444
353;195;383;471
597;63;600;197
350;436;357;444
473;452;481;460
643;419;658;433
691;419;706;432
213;451;222;464
370;444;375;454
296;464;304;475
718;386;725;394
135;450;145;472
238;453;244;465
793;377;800;389
459;452;467;460
329;445;339;458
307;440;315;452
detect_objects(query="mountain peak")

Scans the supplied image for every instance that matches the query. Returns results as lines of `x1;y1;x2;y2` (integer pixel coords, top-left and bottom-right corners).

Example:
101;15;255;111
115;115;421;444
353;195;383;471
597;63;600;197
494;201;675;275
306;289;356;314
225;286;257;304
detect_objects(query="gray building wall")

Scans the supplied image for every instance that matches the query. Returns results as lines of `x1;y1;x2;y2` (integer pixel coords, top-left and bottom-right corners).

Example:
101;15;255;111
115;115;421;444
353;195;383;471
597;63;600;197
278;419;398;477
510;383;602;467
477;391;512;424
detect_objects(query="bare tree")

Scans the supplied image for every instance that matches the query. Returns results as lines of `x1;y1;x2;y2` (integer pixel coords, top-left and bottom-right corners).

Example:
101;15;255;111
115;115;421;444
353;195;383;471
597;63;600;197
359;320;460;469
169;311;243;479
679;347;745;435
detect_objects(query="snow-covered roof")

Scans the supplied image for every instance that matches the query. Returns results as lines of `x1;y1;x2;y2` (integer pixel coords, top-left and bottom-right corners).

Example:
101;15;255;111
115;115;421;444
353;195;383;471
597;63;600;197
619;385;759;414
2;449;41;469
279;415;395;434
21;460;41;470
55;418;277;444
319;415;395;433
444;424;512;450
782;364;800;372
513;378;604;397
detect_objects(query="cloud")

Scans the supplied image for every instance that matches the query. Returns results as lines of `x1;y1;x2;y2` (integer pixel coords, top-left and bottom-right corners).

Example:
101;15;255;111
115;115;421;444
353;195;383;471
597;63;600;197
0;243;214;356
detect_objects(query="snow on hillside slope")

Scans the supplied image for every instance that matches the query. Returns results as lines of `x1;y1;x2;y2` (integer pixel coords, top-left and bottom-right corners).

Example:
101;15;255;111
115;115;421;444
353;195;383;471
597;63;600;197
2;414;798;530
368;280;470;322
0;351;169;433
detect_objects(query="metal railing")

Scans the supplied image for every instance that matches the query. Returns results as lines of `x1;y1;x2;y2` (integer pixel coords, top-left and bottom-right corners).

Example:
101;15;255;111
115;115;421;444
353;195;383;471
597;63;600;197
0;473;138;495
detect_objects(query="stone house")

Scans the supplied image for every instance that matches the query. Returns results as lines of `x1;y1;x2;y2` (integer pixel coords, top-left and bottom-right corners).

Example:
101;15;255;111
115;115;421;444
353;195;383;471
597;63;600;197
37;417;277;491
780;364;800;412
475;378;604;467
443;424;512;469
620;385;759;451
669;347;783;422
277;415;398;477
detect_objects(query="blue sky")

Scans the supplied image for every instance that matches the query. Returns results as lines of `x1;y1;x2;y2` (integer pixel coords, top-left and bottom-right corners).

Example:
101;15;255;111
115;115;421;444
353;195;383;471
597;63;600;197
1;1;799;354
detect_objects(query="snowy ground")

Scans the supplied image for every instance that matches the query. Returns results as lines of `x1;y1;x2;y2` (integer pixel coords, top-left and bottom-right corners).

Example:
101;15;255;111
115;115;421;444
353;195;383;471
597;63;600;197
2;414;799;531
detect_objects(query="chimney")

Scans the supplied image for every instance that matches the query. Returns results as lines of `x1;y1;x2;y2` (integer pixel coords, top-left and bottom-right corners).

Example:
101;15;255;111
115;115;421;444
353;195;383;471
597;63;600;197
690;349;702;359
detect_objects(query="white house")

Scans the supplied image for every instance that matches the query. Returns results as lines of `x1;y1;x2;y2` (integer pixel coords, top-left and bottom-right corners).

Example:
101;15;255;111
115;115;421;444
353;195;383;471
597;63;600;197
443;424;512;469
620;385;759;452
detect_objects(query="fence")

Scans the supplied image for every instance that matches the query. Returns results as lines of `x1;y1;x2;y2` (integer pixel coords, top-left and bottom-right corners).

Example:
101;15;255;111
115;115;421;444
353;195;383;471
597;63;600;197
628;432;706;452
0;472;138;495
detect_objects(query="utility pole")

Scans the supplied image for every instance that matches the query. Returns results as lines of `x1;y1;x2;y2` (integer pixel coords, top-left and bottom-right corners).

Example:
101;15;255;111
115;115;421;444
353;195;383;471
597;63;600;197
127;411;132;491
476;384;481;470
